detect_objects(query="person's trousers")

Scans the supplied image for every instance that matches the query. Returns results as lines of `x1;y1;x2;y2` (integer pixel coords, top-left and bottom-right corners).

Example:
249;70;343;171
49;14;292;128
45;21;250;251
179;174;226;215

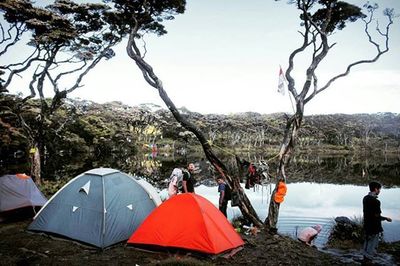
219;201;228;217
363;233;380;259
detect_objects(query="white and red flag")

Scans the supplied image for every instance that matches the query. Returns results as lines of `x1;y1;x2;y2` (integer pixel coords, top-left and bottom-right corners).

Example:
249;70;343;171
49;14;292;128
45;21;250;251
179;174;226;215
277;66;286;96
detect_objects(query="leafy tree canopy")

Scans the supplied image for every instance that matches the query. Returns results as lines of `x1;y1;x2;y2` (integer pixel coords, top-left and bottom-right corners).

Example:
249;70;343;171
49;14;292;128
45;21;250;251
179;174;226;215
287;0;366;33
0;0;119;61
102;0;186;36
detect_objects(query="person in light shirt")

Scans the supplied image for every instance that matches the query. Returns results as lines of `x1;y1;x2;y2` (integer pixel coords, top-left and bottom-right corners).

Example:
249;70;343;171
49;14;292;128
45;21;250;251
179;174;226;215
167;163;196;198
298;224;322;247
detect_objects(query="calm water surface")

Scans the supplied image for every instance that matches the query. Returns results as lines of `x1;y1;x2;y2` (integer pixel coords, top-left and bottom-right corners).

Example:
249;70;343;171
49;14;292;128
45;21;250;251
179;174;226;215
172;183;400;246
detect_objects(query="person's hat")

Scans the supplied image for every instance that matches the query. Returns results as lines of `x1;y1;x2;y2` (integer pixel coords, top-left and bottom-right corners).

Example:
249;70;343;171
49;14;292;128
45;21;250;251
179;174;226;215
312;224;322;232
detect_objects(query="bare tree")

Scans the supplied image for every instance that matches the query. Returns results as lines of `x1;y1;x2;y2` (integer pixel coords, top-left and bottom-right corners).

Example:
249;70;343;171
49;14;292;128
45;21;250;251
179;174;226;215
101;0;263;226
266;0;396;232
0;0;120;184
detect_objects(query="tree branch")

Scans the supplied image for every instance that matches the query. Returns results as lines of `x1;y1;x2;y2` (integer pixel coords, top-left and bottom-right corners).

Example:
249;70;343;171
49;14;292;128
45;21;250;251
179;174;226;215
54;60;88;85
304;7;393;103
2;49;43;91
0;23;26;56
286;6;313;99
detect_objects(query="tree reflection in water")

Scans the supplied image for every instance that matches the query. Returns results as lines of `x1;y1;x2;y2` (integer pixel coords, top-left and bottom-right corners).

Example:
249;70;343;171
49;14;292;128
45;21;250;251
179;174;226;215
44;151;399;189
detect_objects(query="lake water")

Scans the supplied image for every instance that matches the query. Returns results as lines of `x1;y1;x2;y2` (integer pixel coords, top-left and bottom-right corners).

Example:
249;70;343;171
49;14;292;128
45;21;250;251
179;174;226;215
48;150;400;247
161;182;400;247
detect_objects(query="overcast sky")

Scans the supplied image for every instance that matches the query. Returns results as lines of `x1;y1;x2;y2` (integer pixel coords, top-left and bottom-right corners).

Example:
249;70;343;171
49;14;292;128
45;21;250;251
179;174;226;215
3;0;400;115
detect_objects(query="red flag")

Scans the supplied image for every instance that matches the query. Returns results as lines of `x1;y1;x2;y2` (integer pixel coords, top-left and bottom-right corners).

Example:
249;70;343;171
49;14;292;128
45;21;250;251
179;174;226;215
277;66;286;96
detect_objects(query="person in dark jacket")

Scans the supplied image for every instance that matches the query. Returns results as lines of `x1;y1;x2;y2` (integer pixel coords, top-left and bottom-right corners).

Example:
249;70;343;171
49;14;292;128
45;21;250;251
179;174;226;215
181;163;196;193
216;177;231;217
362;181;392;262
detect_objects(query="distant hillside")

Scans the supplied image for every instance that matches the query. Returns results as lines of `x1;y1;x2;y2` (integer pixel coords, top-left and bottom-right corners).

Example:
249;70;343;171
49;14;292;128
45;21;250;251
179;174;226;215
1;95;399;180
137;104;400;155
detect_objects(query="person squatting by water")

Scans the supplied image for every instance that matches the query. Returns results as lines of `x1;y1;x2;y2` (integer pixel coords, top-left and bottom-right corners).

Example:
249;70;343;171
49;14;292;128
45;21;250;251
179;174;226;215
362;181;392;263
298;224;322;247
216;177;231;217
167;163;196;198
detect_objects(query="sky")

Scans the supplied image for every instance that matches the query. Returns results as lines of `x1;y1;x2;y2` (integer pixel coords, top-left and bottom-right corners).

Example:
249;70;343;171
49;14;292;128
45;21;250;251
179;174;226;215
2;0;400;115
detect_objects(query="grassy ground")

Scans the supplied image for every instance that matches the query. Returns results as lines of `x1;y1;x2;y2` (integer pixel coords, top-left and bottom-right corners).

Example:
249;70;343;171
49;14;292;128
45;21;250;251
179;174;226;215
0;220;354;266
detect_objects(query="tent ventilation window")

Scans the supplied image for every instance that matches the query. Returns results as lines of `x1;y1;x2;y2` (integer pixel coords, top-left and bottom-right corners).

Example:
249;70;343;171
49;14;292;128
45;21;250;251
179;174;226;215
79;180;91;195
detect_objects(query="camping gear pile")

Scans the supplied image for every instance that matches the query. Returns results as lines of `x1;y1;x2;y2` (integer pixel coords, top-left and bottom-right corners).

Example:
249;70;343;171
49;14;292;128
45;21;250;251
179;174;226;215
236;156;270;189
2;168;244;255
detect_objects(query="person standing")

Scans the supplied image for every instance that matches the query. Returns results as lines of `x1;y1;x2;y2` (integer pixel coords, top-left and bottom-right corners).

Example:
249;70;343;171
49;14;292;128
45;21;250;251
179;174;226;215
216;177;231;217
181;163;196;193
362;181;392;263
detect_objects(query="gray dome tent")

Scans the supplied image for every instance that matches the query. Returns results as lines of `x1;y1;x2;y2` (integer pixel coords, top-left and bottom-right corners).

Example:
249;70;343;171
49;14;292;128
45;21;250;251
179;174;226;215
28;168;161;248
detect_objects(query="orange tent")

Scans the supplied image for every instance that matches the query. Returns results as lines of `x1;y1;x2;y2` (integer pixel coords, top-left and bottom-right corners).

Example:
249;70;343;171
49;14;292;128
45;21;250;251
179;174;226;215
128;193;244;254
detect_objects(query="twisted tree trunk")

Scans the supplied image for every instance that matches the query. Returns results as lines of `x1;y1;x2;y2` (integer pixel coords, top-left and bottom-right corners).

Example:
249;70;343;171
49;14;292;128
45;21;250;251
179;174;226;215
30;142;41;185
265;0;392;231
126;28;263;227
265;111;303;232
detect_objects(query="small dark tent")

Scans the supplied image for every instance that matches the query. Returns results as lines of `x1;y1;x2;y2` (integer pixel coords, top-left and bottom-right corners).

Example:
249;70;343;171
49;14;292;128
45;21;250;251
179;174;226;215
128;193;244;254
28;168;161;248
0;174;47;221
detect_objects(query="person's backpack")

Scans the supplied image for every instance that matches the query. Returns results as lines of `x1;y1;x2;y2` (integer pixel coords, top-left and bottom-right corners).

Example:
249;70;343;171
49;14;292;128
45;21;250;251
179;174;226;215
170;168;183;190
179;169;197;192
224;184;232;201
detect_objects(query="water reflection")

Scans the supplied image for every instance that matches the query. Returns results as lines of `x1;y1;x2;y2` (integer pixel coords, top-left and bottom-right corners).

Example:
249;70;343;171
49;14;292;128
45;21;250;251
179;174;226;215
191;183;400;245
47;147;400;188
141;153;400;187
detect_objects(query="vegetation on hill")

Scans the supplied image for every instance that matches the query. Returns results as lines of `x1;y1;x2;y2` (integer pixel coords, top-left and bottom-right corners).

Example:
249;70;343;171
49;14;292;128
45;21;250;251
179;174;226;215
1;94;399;185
